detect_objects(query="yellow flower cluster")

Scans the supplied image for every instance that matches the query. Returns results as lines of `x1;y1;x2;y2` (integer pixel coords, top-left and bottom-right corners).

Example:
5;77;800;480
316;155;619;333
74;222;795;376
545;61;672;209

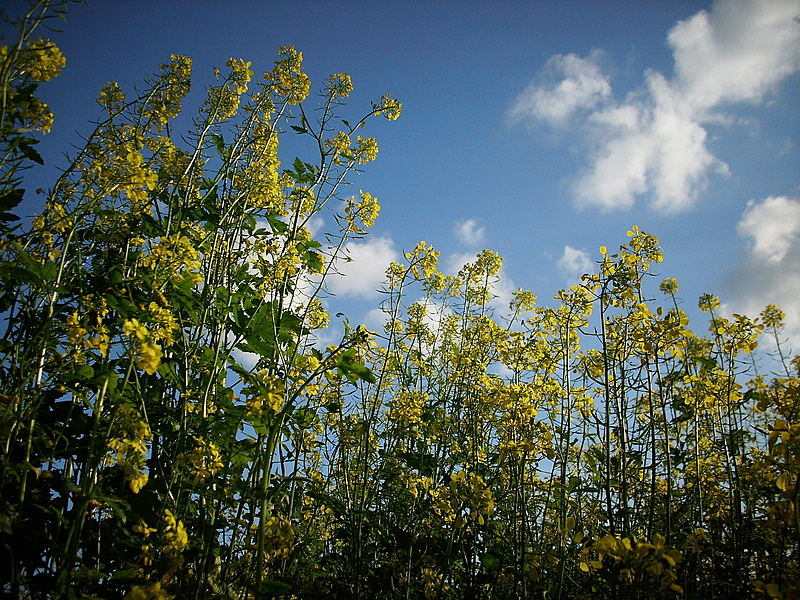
626;225;664;267
122;148;159;208
138;233;202;287
326;72;353;99
143;55;192;127
698;293;720;313
105;404;152;493
97;81;126;112
405;241;440;282
17;94;53;133
375;94;403;120
344;191;381;233
207;84;241;120
178;436;224;484
270;45;310;104
227;57;253;94
145;301;180;345
579;533;683;594
205;57;252;120
124;581;172;600
16;38;66;81
324;131;351;162
510;289;538;313
419;555;445;599
162;508;188;555
304;297;329;330
399;471;434;500
387;390;427;428
124;318;163;375
0;38;64;134
659;277;679;296
246;373;285;418
433;470;495;527
239;126;285;211
760;304;785;329
65;307;111;358
257;514;295;562
355;136;379;164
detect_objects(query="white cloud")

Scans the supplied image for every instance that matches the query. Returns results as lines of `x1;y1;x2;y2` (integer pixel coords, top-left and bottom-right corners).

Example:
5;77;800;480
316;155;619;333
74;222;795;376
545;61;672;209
362;306;391;335
444;251;477;275
509;49;611;126
326;236;399;299
556;246;595;281
511;0;800;212
669;0;800;111
729;195;800;356
305;215;325;238
454;218;486;247
488;267;519;316
737;195;800;262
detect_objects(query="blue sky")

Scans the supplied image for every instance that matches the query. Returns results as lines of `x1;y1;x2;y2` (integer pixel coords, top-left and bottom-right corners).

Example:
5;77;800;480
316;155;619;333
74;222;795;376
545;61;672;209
6;0;800;358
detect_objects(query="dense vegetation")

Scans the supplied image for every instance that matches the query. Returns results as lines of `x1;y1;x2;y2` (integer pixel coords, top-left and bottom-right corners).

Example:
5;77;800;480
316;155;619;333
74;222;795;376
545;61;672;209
1;3;797;599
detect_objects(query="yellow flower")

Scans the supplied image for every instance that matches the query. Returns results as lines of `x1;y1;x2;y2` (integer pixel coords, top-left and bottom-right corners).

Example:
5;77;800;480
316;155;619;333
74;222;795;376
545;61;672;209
375;94;402;120
146;301;180;344
271;45;311;104
162;509;188;554
136;341;163;375
325;131;351;157
355;136;379;164
659;277;679;295
124;318;149;340
761;304;785;328
66;312;88;345
24;38;66;81
179;436;224;484
344;191;381;233
326;72;353;99
226;57;253;94
124;582;172;600
698;294;720;313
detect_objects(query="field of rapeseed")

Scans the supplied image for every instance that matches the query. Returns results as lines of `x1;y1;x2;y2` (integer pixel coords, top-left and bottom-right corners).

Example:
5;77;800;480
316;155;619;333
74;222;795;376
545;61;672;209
1;3;797;598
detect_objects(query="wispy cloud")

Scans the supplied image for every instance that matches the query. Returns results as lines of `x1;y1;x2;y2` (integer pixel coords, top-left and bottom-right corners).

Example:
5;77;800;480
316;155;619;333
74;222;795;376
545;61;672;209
556;245;595;281
454;218;486;247
729;194;800;355
510;0;800;212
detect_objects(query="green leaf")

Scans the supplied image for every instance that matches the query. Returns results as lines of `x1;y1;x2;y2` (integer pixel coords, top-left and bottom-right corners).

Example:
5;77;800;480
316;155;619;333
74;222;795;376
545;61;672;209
211;133;228;158
335;348;376;384
18;139;44;165
62;364;95;384
0;188;24;223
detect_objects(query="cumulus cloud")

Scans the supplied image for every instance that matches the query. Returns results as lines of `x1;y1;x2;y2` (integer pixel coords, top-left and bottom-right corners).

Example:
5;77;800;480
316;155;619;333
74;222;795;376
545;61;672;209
454;218;486;247
509;49;611;126
669;0;800;110
737;195;800;262
556;246;595;281
444;251;477;276
511;0;800;212
326;236;399;299
729;195;800;355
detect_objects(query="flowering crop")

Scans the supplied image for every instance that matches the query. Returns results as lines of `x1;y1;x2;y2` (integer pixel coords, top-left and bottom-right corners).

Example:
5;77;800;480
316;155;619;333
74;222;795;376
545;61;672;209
0;3;797;600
